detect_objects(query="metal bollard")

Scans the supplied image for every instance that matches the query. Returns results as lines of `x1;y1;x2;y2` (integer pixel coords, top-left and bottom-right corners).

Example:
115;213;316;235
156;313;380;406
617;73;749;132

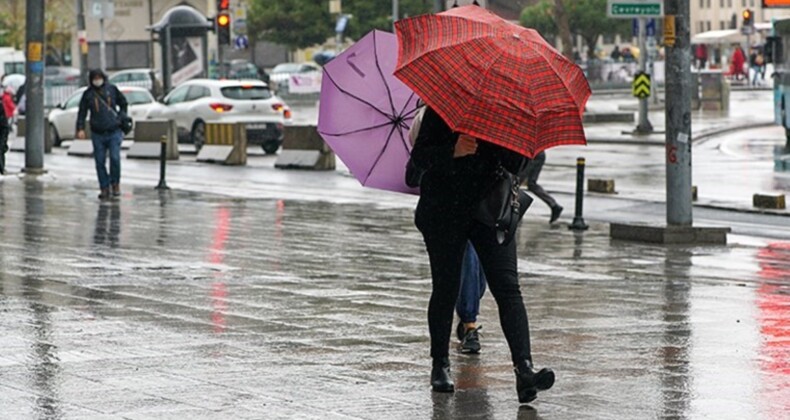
155;135;170;190
569;157;589;231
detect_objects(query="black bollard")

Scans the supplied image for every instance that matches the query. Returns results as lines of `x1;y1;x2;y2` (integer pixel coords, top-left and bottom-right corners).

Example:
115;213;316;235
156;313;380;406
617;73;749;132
569;157;588;231
155;135;170;190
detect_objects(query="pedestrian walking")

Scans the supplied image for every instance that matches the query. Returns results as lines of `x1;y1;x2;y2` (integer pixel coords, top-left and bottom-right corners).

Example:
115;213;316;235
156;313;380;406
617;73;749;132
610;45;622;62
455;241;487;354
2;86;15;122
410;106;554;403
76;69;128;200
524;151;563;224
695;44;708;70
0;102;8;175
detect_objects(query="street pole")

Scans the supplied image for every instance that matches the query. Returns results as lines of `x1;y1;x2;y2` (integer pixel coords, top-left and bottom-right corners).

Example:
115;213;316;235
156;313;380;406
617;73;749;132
24;0;45;174
434;0;444;13
665;0;693;226
392;0;399;31
100;17;107;72
76;0;88;85
636;17;653;133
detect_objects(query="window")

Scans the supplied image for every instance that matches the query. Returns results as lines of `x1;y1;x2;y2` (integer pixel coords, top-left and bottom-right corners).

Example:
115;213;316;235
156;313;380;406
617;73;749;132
720;21;726;30
128;72;149;82
164;85;189;105
728;0;732;7
750;0;755;6
742;0;746;6
221;86;272;100
65;91;84;109
123;91;153;105
707;0;711;7
185;86;210;101
700;0;704;7
707;21;712;31
720;0;724;7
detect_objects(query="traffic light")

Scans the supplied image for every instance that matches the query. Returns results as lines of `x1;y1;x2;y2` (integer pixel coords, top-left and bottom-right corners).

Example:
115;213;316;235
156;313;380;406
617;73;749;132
216;12;231;45
216;0;231;46
742;9;754;28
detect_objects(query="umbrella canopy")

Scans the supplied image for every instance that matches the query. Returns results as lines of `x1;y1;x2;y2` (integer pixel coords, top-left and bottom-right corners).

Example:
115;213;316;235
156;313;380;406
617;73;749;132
394;5;591;158
318;30;420;194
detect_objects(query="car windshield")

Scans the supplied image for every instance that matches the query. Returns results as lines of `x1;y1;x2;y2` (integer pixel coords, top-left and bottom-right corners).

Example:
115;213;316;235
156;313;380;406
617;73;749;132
272;64;301;74
221;86;272;100
123;91;153;105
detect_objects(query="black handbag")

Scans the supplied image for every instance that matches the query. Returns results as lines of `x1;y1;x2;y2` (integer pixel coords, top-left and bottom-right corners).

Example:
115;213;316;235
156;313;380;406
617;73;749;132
405;158;425;188
97;88;133;135
474;163;533;246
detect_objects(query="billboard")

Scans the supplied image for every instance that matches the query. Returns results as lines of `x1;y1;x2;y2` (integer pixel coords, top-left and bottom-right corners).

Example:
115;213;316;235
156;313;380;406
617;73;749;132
764;0;790;7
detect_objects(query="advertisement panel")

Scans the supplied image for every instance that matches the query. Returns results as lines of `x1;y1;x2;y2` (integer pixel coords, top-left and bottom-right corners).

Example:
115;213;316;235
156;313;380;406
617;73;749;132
764;0;790;7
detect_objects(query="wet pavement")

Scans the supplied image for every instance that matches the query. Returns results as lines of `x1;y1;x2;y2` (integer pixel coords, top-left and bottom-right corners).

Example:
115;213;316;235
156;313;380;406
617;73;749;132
1;177;789;419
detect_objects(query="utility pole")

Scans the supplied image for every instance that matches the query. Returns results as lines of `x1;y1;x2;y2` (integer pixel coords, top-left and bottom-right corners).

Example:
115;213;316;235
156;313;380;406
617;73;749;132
76;0;88;85
636;17;653;133
100;17;107;72
24;0;46;174
665;0;692;226
392;0;399;31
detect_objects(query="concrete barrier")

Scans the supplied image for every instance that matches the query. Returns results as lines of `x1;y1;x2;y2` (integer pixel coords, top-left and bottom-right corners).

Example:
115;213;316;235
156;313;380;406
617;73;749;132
274;125;336;170
196;123;247;165
753;193;786;210
11;118;54;153
588;179;616;194
128;119;179;160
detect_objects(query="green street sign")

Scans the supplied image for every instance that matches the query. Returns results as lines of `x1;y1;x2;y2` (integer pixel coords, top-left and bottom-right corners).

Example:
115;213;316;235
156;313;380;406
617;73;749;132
607;0;664;18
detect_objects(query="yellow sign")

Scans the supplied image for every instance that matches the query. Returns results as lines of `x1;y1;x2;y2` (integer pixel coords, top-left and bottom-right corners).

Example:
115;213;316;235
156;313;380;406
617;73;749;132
664;15;676;47
27;42;43;62
633;72;651;98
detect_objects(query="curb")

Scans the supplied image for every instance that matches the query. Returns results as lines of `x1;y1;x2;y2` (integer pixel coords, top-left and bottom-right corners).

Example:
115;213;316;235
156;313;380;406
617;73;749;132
586;120;777;146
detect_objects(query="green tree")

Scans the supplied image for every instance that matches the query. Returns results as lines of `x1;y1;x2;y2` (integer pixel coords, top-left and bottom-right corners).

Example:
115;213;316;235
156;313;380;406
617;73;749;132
248;0;333;51
247;0;433;52
521;0;631;60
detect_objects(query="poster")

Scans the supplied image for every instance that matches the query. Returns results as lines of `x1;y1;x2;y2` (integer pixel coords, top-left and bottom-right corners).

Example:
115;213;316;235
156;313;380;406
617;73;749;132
171;37;203;86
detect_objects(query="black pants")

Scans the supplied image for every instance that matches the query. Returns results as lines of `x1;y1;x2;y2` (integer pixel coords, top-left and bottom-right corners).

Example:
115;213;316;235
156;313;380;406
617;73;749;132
416;207;532;366
524;152;557;209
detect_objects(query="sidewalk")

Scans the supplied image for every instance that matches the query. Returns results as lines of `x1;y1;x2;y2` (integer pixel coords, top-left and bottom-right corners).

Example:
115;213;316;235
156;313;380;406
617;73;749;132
0;176;788;419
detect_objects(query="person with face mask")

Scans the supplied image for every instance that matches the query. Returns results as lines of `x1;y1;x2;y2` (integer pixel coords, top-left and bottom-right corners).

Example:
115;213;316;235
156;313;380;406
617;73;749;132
76;69;128;200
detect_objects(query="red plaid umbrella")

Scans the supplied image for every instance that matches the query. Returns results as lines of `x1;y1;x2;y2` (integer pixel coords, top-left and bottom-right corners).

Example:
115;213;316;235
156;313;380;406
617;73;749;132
394;5;591;158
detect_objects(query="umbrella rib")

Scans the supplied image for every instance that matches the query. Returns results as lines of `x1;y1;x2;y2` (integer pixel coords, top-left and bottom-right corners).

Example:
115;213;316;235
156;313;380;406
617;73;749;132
318;121;395;137
372;31;399;118
324;67;394;119
362;120;400;186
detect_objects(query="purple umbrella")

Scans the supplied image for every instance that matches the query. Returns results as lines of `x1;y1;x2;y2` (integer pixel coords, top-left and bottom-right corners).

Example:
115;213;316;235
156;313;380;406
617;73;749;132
318;30;420;194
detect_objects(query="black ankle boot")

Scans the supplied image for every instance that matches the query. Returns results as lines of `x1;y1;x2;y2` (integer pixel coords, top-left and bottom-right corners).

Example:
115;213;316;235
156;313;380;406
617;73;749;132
515;360;555;404
431;357;454;393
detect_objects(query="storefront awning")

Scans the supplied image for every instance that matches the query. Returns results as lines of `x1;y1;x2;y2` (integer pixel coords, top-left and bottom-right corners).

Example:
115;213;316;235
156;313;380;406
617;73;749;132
692;29;746;44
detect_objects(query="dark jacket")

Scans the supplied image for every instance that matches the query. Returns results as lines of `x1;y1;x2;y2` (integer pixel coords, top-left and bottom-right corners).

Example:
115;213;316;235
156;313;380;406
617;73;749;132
411;107;527;217
0;103;8;144
76;71;128;134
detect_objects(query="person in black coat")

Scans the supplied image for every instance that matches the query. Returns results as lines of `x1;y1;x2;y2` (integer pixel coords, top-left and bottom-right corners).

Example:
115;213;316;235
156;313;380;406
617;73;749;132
0;102;8;175
76;69;128;200
410;106;555;404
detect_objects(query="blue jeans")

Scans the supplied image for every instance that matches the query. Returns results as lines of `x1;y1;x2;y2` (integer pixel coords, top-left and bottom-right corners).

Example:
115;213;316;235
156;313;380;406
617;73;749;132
456;241;487;323
91;129;123;189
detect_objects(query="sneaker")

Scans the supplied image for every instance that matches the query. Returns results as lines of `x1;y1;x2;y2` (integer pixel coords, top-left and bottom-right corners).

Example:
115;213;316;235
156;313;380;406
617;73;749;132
549;205;563;224
460;326;482;354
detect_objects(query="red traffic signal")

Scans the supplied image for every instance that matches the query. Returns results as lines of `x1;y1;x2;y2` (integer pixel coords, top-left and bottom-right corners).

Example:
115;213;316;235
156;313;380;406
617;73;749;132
217;0;230;11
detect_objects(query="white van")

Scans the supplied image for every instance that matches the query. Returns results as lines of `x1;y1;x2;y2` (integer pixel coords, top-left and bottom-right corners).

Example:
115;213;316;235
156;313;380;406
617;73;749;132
0;48;25;76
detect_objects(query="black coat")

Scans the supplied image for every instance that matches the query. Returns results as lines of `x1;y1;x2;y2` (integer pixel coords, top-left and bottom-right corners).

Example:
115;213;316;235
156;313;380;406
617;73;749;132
411;107;527;218
76;83;128;134
0;103;8;142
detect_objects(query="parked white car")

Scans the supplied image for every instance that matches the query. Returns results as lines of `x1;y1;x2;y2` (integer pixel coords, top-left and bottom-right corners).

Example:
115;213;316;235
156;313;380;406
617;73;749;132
269;62;321;94
47;86;165;145
147;79;291;154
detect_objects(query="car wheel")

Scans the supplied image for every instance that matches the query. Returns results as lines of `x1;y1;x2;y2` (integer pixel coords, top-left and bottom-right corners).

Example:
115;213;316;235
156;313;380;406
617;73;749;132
49;123;62;147
262;142;280;155
191;120;206;152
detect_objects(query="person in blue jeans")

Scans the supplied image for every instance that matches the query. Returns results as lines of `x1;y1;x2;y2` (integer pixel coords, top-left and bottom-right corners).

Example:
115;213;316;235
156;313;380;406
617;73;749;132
456;241;487;354
76;69;128;200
